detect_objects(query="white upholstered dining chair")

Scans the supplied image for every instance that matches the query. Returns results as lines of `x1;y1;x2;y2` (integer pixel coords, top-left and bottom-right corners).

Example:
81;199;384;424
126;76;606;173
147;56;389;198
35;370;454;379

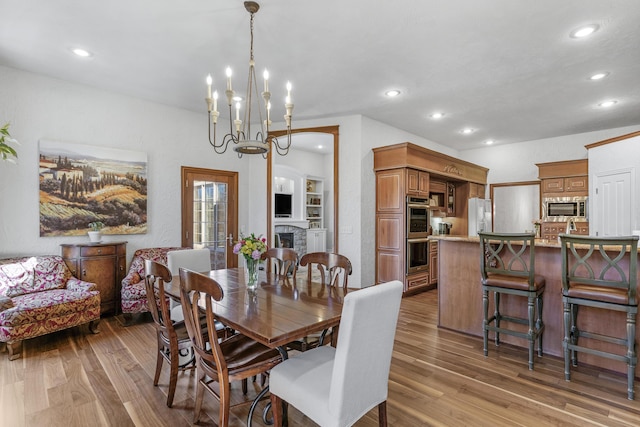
167;249;211;319
269;280;404;427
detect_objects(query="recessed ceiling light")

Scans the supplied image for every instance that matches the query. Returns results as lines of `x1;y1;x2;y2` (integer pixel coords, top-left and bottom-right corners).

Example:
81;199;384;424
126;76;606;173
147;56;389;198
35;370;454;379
570;24;599;39
72;48;92;57
589;72;609;81
233;96;243;102
317;145;323;150
430;112;445;119
484;140;494;145
385;90;401;97
598;100;617;108
460;128;475;135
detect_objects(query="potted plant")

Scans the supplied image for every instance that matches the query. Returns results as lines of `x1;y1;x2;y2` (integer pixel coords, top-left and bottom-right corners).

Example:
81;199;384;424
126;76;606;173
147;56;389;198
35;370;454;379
88;221;105;242
0;123;19;163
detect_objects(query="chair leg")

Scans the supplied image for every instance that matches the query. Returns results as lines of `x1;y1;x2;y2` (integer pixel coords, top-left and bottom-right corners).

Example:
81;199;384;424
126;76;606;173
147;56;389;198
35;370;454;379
153;340;164;387
626;311;636;400
7;340;22;361
166;344;179;407
219;381;231;427
494;292;501;346
536;294;544;357
570;304;579;367
378;401;388;427
563;300;571;381
193;376;205;423
270;393;284;427
482;288;489;356
527;296;535;370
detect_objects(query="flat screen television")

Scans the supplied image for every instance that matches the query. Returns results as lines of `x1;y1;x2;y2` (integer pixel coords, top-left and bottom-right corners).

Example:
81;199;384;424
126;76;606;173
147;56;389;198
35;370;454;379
274;193;292;218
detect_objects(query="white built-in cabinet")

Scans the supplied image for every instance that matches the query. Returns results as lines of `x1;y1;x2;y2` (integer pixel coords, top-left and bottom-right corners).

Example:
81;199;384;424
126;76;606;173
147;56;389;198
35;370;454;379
306;228;327;253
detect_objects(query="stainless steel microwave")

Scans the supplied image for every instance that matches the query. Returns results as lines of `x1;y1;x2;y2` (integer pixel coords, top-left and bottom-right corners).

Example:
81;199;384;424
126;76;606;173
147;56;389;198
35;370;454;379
542;196;588;221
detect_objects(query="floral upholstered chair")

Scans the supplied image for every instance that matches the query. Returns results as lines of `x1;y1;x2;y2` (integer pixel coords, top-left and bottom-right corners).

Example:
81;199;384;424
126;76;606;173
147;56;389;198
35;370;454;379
0;255;101;360
120;247;190;323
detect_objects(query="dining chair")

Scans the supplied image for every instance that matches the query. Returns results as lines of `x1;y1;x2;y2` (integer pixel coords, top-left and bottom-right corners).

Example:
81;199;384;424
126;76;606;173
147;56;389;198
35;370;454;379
559;234;638;400
299;252;352;289
269;280;404;427
289;252;353;352
144;260;199;407
167;248;212;319
479;232;545;370
261;247;298;279
178;267;284;425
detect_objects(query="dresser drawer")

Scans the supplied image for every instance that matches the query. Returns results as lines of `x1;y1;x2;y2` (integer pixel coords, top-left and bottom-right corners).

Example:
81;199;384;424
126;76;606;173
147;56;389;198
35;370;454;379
81;245;116;257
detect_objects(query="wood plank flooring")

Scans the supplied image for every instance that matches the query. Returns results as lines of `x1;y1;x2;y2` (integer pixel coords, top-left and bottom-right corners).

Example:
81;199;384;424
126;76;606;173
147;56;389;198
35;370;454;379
2;290;640;426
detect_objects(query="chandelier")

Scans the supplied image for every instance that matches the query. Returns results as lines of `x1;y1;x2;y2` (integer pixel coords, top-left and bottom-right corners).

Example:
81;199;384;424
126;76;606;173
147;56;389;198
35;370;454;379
204;1;293;158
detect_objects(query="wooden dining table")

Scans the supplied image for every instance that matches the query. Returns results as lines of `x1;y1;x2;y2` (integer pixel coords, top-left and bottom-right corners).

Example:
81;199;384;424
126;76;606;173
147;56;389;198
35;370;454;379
164;267;349;349
163;266;350;426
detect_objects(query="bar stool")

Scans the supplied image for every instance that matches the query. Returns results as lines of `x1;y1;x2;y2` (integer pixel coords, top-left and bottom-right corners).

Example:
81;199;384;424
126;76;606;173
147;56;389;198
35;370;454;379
559;234;638;400
479;232;545;370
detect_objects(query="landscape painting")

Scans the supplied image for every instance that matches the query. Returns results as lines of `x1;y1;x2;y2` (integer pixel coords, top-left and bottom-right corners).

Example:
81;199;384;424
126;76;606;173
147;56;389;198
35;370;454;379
39;140;147;237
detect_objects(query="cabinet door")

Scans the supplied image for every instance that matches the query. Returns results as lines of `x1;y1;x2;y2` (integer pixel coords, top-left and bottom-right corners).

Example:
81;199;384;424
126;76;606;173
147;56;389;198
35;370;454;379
80;257;116;313
542;178;564;193
376;170;404;213
407;169;429;196
446;183;456;216
565;176;588;193
429;241;438;285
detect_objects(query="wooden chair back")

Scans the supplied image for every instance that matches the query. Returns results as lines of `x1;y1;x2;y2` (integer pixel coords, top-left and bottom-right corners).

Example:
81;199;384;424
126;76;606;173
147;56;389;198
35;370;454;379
144;260;174;335
178;268;226;375
261;247;298;278
300;252;352;289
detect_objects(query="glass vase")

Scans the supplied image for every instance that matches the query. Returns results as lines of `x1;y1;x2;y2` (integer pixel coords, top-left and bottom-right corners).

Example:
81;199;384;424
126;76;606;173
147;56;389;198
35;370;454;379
244;258;260;290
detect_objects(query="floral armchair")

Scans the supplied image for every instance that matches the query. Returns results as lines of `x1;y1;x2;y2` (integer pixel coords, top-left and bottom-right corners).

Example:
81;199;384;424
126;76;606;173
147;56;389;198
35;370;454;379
120;247;189;323
0;255;101;360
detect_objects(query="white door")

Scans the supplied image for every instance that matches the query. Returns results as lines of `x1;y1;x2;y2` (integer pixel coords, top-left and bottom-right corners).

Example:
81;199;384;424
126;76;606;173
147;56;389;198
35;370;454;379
594;170;632;236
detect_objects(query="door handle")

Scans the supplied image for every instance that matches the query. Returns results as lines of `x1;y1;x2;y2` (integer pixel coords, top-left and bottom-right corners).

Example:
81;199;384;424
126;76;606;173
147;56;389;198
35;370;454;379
227;233;234;246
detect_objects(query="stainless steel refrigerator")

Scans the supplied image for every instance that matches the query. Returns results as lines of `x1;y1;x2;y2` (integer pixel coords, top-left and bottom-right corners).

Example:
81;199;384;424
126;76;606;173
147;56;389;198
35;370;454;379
468;197;492;236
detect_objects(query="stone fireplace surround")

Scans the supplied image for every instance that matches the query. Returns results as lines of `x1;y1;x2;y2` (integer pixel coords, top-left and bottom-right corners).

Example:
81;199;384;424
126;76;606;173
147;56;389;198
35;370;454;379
274;225;307;255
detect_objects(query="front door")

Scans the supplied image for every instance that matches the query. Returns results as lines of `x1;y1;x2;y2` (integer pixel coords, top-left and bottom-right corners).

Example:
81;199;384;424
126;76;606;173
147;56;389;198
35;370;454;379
181;167;238;269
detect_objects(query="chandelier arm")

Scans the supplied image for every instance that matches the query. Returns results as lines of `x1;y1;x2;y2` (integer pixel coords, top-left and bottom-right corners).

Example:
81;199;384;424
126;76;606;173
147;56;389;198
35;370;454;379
208;113;230;154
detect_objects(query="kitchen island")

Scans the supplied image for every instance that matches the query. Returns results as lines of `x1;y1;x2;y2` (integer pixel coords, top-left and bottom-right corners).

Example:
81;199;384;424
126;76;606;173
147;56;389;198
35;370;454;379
432;235;640;377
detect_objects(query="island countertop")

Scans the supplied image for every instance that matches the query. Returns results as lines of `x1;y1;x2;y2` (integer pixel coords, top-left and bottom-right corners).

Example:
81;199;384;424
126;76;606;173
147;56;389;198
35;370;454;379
434;236;640;376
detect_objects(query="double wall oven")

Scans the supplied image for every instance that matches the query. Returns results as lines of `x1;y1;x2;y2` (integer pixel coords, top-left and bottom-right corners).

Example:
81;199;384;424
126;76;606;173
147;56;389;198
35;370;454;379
407;196;430;274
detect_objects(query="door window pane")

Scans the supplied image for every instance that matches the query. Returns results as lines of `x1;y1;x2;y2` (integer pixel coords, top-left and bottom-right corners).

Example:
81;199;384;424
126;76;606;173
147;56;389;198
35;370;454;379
193;180;228;270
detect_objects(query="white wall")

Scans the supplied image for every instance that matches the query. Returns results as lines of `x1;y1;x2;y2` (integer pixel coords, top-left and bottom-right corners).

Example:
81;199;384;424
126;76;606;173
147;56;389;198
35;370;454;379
588;133;640;233
0;65;251;259
459;125;640;185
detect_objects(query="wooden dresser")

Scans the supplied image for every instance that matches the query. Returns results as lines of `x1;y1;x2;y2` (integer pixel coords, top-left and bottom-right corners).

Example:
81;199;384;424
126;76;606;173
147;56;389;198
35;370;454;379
61;241;127;315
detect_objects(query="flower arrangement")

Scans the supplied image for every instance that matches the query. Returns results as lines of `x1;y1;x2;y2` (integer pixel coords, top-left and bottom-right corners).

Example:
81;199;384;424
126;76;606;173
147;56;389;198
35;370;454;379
0;123;20;163
532;219;542;237
233;233;268;261
233;233;268;290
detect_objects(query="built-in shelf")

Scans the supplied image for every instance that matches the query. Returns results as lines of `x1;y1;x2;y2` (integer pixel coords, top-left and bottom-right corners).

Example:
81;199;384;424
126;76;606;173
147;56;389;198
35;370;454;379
306;177;324;229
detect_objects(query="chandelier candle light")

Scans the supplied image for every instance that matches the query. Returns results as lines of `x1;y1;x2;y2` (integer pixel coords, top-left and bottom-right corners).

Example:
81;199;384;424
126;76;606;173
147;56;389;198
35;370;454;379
205;1;294;157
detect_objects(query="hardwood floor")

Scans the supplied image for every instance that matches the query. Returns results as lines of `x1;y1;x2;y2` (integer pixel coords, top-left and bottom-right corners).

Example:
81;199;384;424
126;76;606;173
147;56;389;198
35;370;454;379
2;290;640;426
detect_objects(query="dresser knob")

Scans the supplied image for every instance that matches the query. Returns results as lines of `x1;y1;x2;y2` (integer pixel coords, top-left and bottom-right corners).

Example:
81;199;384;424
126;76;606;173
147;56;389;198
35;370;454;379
82;269;86;276
98;249;102;254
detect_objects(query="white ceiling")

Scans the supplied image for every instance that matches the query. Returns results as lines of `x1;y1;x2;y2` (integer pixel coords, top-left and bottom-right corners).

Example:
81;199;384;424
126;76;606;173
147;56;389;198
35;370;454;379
1;0;639;151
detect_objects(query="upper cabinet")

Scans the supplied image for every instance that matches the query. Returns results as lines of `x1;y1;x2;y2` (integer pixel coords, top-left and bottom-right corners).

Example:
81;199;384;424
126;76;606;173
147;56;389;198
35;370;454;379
407;169;430;197
537;159;588;197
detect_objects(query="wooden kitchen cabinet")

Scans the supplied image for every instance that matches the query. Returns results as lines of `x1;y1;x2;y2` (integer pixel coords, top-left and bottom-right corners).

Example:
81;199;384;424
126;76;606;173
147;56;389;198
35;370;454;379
61;241;127;315
429;240;438;285
407;168;430;197
376;169;405;214
564;176;588;193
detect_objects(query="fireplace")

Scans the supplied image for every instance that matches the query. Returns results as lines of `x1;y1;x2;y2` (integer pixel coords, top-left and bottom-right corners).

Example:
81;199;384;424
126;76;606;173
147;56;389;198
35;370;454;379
274;225;307;255
278;232;294;248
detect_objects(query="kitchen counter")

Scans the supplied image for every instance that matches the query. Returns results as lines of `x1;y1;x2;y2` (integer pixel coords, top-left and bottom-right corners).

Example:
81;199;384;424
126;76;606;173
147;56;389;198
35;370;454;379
434;236;640;376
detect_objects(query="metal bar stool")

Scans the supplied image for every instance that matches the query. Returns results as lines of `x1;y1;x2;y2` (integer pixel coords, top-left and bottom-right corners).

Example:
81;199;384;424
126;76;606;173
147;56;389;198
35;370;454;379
479;232;545;370
559;234;638;400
